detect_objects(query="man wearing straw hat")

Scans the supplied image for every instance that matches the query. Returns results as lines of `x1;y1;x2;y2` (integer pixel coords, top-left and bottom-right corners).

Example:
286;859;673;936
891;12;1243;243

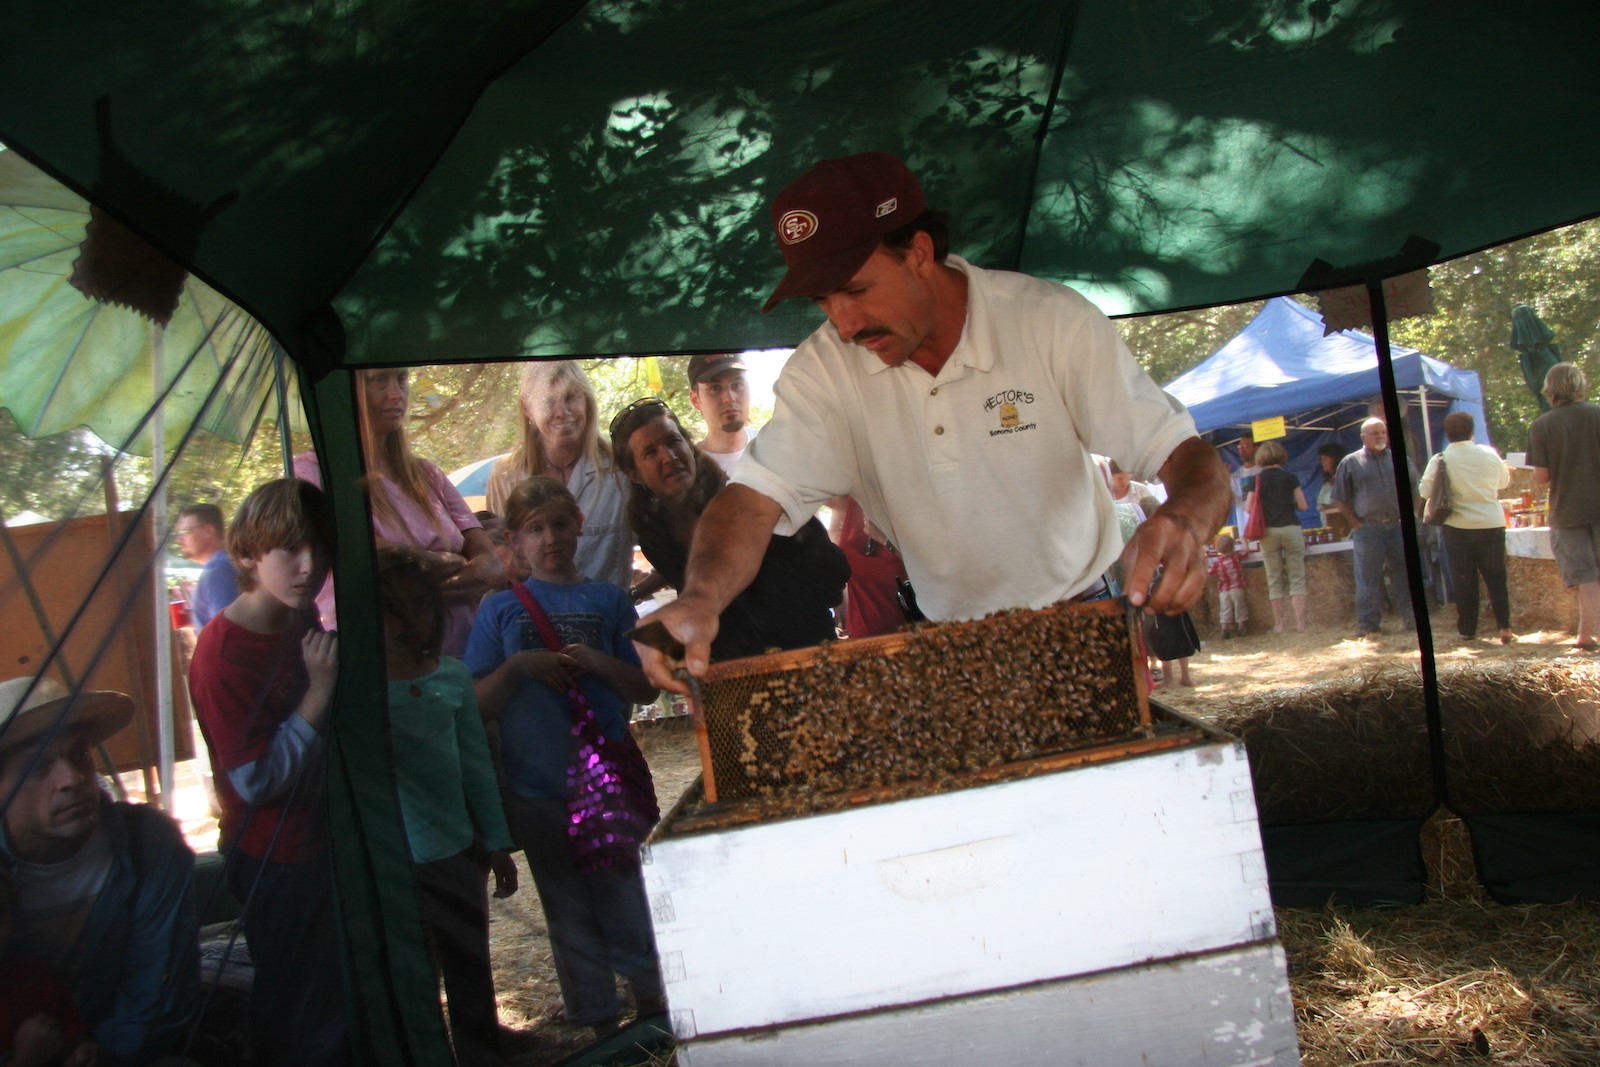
0;676;201;1064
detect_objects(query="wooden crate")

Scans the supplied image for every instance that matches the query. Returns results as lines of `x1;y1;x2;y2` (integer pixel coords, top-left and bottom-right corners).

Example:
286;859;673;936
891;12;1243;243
0;511;193;770
643;705;1298;1065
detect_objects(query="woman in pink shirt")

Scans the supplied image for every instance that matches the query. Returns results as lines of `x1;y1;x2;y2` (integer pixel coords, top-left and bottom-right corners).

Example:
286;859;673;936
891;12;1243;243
295;368;505;655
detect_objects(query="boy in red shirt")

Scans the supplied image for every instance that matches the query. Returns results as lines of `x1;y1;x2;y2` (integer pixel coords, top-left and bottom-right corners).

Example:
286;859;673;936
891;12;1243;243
188;478;348;1066
1208;533;1250;638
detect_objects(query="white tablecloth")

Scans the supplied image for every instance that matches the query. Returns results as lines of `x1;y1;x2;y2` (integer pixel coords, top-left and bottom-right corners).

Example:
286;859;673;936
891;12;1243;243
1506;526;1552;560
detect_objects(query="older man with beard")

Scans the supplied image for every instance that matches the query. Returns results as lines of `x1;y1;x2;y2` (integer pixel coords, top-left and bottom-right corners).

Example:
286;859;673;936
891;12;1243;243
1333;416;1421;637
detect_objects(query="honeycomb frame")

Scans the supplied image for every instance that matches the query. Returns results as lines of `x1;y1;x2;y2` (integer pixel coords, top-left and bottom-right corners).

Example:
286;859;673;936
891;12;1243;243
691;599;1151;808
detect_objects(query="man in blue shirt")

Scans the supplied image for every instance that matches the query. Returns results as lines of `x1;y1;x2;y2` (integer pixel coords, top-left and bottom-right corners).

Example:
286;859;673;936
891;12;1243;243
176;504;238;630
1332;417;1420;637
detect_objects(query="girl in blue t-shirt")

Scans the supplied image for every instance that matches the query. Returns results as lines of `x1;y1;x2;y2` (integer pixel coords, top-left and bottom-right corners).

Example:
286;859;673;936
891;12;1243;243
465;477;664;1037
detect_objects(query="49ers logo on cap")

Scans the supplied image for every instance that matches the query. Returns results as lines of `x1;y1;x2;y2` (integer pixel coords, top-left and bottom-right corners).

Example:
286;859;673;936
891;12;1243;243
778;209;819;245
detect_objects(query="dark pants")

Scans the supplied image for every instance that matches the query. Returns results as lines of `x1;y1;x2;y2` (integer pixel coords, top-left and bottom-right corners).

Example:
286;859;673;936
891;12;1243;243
502;795;664;1026
413;851;501;1067
226;850;350;1067
1442;525;1510;637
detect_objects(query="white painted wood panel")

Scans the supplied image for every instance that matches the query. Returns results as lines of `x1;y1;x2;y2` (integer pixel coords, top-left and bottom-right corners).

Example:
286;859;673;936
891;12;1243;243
675;940;1298;1067
645;739;1274;1038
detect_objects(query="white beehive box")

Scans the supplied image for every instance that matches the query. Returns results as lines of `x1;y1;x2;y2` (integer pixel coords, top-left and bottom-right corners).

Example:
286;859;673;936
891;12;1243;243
642;708;1298;1066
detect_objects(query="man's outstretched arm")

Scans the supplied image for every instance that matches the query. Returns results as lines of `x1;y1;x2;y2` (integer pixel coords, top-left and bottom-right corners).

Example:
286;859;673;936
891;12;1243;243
1120;436;1231;614
635;484;784;691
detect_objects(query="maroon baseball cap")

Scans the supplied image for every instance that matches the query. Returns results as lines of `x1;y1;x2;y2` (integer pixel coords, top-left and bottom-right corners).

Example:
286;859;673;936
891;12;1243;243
687;353;748;386
761;152;926;313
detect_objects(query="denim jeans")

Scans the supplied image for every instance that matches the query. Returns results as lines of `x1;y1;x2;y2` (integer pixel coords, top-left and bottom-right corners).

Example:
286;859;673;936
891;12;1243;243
502;795;664;1026
1352;521;1412;631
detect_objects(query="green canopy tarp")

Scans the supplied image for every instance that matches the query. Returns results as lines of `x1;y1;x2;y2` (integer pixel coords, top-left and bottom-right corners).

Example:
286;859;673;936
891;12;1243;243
2;1;1596;368
4;3;1599;1063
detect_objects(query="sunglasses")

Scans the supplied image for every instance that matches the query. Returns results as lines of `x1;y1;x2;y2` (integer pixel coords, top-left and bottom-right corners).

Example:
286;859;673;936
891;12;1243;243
608;396;670;440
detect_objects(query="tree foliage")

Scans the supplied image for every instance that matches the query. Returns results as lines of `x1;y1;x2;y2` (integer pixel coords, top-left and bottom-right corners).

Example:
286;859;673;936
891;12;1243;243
0;410;113;522
1118;301;1265;387
1110;217;1600;456
1387;219;1600;453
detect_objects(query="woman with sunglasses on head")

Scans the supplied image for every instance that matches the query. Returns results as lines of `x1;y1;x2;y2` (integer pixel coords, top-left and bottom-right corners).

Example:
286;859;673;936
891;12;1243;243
484;361;633;591
610;397;849;661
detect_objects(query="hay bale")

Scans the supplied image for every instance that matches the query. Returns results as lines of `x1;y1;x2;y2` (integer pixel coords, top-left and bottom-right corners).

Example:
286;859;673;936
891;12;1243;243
1441;660;1600;814
1196;547;1358;638
1216;660;1600;824
1216;668;1433;822
1507;555;1574;633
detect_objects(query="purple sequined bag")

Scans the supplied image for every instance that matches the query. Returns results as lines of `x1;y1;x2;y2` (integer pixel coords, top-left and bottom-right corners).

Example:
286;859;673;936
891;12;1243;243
512;583;660;874
564;696;660;873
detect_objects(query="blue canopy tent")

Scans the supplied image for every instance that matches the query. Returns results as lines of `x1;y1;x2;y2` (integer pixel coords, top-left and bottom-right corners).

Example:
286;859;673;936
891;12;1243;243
1165;297;1488;526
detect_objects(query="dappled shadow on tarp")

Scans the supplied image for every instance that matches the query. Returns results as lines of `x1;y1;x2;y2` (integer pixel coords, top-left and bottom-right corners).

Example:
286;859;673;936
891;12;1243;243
332;0;1068;363
3;2;1594;363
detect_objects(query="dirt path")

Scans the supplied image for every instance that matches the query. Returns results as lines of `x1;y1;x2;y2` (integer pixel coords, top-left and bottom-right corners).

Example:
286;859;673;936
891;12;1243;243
1149;608;1584;718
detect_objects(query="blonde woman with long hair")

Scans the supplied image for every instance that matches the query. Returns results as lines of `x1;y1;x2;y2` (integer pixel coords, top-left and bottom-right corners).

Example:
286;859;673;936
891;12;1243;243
485;361;632;590
295;368;504;654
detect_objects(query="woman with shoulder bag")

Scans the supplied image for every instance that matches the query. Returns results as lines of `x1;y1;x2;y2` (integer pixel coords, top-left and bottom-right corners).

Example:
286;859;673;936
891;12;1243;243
1246;441;1311;632
1419;411;1514;643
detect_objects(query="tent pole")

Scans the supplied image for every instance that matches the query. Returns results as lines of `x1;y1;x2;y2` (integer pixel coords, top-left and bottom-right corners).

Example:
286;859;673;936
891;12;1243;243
273;341;293;473
99;457;160;803
152;326;176;813
1418;384;1432;455
1368;281;1449;812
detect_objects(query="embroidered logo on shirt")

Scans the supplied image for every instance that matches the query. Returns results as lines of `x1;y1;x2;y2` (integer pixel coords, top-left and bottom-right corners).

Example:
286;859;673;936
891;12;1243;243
984;388;1037;437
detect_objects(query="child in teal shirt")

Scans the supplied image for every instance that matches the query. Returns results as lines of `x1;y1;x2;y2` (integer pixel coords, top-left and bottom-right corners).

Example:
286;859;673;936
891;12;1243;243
379;546;518;1067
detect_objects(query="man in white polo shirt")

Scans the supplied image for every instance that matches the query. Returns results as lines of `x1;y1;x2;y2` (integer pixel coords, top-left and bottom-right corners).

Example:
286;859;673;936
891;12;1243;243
635;152;1230;687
